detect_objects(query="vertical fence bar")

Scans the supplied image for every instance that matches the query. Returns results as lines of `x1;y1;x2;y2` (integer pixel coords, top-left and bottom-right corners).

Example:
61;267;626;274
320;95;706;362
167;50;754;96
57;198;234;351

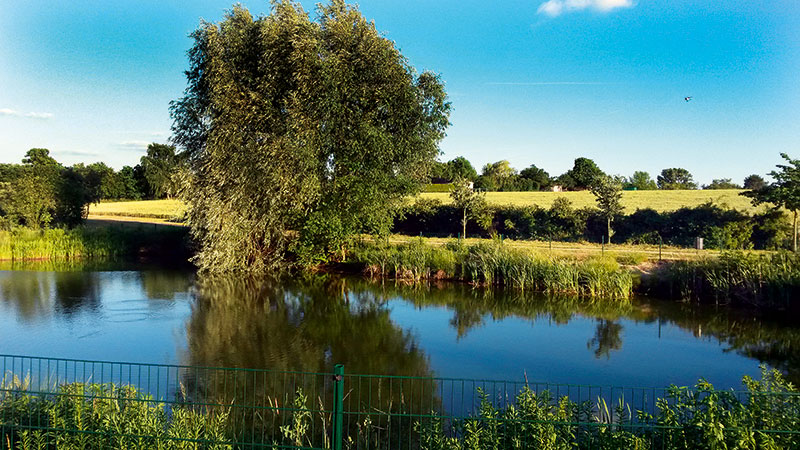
332;364;344;450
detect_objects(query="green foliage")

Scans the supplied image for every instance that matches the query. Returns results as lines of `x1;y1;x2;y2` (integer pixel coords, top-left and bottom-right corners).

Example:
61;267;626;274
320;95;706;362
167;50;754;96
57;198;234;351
139;143;185;199
625;171;657;190
431;157;478;183
560;157;605;191
742;153;800;252
704;178;742;190
417;367;800;450
450;179;488;237
395;200;791;250
658;168;697;190
1;381;232;449
519;164;551;191
744;174;767;191
591;175;624;243
0;149;93;228
171;1;451;272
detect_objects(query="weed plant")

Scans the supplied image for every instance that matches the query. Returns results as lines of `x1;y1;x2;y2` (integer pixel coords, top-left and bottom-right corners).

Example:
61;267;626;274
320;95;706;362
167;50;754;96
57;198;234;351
415;366;800;450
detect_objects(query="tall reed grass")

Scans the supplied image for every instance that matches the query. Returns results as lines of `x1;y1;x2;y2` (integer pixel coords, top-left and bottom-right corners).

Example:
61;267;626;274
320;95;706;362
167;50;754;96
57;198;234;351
654;251;800;307
0;226;190;262
351;238;633;299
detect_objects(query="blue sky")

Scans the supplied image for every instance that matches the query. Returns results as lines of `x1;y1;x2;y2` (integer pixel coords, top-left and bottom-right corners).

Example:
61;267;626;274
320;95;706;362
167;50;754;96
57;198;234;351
1;0;798;184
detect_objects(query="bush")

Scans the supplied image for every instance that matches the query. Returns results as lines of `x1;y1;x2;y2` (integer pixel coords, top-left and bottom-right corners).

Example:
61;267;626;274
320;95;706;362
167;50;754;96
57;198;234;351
393;202;791;250
416;366;800;450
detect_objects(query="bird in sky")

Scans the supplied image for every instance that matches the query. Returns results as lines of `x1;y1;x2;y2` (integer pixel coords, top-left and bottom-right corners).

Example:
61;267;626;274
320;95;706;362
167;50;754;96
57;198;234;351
684;96;693;102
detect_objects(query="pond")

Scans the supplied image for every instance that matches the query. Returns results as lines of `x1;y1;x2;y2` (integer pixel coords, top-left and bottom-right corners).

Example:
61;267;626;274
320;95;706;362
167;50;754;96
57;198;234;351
1;264;799;391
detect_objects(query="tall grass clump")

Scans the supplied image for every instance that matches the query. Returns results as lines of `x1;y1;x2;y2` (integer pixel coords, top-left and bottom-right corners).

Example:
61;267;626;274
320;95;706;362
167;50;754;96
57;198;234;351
416;366;800;450
351;239;632;299
0;226;190;262
655;251;800;308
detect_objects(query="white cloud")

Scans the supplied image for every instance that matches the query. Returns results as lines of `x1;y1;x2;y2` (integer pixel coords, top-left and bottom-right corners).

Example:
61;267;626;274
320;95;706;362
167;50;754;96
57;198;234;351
117;140;150;151
52;150;100;157
0;108;54;119
537;0;633;16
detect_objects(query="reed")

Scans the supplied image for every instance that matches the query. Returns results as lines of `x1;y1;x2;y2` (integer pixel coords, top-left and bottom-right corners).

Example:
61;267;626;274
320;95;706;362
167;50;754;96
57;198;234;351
653;250;800;307
351;238;633;299
0;226;190;262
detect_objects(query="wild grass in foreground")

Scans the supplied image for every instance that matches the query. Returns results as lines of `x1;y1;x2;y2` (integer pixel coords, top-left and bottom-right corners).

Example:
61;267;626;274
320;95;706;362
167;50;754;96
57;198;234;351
416;366;800;450
2;368;797;449
350;238;633;299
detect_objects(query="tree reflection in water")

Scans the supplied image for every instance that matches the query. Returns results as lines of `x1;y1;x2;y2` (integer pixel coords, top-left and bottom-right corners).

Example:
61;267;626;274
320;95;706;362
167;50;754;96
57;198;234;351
182;275;437;447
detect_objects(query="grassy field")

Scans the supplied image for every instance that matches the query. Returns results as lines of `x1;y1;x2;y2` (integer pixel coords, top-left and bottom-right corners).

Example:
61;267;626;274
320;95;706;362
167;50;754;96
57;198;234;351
87;190;758;224
419;189;759;213
89;199;186;220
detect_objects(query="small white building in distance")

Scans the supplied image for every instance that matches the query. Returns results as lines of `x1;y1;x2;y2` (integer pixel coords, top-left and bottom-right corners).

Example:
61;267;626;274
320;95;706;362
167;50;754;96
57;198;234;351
551;185;563;192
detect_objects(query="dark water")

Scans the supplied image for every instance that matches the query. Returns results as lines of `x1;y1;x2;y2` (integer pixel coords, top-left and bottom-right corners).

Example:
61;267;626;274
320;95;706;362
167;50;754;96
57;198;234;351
1;265;799;391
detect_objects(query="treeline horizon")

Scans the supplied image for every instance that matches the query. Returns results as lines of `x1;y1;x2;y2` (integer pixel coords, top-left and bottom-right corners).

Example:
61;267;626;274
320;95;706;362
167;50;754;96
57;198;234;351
0;145;771;204
429;156;768;192
0;145;184;228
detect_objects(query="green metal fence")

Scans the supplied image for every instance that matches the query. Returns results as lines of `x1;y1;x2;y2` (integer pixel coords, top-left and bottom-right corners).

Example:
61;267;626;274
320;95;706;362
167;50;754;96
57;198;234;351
2;354;799;449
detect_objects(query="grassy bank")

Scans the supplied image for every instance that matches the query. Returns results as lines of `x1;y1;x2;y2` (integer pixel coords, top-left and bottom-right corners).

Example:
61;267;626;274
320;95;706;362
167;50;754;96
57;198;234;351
0;226;191;262
350;239;634;299
349;239;800;308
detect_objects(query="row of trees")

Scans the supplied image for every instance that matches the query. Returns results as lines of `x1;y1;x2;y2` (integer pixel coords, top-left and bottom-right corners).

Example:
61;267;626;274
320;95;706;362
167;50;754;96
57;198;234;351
443;154;797;248
431;156;767;192
0;144;184;228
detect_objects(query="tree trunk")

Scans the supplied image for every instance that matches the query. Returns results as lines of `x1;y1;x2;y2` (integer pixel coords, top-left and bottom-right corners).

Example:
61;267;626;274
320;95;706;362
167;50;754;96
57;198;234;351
607;217;612;244
794;210;798;253
462;207;467;239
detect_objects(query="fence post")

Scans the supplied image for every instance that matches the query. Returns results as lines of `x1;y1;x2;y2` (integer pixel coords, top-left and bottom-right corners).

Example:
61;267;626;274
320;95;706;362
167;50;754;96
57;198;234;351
332;364;345;450
601;235;605;256
658;235;663;262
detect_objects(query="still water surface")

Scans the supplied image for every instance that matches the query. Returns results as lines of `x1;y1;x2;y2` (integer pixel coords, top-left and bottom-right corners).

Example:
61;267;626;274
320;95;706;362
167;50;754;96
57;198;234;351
1;265;798;390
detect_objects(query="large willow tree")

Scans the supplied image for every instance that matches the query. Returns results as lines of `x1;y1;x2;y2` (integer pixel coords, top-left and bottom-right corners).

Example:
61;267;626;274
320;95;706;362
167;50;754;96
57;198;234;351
171;1;450;272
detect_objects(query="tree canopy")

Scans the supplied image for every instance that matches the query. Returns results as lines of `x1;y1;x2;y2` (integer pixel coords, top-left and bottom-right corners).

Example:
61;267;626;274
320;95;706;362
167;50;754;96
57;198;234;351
558;158;604;190
742;153;800;251
703;178;741;190
744;174;766;191
591;175;624;243
657;168;697;190
170;1;451;271
625;171;657;190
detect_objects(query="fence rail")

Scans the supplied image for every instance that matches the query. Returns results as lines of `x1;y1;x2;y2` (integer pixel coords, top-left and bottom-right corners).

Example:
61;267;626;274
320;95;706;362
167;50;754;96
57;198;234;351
2;354;799;449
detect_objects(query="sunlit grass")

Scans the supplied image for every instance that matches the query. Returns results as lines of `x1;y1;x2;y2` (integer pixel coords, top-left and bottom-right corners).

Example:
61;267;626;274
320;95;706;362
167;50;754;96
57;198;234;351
89;199;186;219
418;189;759;213
86;190;759;223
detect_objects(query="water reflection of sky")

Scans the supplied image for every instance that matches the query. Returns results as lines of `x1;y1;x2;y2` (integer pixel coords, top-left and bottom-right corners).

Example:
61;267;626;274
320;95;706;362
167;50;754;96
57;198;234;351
385;300;761;390
0;269;777;391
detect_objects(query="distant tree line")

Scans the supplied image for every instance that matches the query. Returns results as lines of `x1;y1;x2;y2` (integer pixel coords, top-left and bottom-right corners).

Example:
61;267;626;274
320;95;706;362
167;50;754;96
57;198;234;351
0;144;185;228
395;199;791;251
429;156;766;192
